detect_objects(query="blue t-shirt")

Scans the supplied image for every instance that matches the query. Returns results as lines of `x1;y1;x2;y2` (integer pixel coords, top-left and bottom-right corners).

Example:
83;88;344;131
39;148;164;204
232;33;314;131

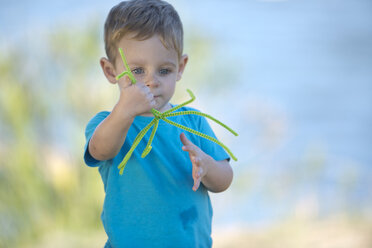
84;106;229;248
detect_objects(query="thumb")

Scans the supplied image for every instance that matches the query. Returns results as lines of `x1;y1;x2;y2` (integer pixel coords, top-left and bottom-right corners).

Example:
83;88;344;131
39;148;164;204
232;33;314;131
180;133;193;146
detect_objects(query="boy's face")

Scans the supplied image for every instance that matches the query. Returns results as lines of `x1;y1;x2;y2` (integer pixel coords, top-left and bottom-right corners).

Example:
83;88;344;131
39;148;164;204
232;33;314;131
113;35;187;115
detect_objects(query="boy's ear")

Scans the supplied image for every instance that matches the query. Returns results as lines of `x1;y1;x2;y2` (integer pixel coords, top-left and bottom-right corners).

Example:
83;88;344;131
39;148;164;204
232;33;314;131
100;57;117;84
176;54;188;81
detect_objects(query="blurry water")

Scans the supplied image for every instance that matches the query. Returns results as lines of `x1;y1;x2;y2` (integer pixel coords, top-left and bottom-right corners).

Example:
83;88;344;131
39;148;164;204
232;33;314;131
188;0;372;164
188;0;372;226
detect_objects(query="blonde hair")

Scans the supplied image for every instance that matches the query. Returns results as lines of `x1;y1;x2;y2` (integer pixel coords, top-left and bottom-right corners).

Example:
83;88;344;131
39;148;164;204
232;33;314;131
104;0;184;62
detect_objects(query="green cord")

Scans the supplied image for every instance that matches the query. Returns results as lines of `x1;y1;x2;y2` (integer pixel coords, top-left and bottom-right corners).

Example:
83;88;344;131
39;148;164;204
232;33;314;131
141;119;159;158
162;89;195;115
115;48;137;84
115;47;238;174
117;90;238;174
161;117;237;161
118;119;156;174
164;111;238;137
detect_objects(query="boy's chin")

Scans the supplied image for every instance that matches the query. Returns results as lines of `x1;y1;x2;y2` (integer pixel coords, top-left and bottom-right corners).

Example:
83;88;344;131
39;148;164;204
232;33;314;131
157;102;172;113
139;102;171;117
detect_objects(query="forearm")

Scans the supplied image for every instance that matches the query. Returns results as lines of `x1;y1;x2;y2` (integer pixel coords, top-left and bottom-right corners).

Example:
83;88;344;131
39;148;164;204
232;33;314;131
202;158;233;193
89;98;134;161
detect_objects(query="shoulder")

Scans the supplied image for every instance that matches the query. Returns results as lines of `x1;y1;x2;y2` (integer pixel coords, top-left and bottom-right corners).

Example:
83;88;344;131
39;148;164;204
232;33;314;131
89;111;110;121
173;105;201;113
87;111;110;125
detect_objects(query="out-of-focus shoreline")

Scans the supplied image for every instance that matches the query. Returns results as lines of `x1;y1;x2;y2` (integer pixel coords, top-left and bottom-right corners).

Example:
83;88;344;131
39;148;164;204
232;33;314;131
213;215;372;248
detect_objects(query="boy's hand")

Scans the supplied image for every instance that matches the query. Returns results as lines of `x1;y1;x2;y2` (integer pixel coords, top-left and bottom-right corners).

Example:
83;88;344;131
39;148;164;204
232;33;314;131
117;75;156;118
180;133;214;191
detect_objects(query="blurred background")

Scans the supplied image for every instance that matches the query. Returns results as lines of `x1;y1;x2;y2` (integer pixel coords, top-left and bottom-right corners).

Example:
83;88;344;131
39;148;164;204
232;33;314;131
1;0;371;247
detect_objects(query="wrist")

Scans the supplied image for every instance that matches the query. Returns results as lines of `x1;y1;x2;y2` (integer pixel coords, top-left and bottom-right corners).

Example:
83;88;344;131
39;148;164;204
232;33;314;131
114;97;136;121
203;154;215;178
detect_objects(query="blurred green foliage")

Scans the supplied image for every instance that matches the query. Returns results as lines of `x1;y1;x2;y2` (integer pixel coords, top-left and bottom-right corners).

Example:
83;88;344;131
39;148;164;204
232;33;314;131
0;22;106;247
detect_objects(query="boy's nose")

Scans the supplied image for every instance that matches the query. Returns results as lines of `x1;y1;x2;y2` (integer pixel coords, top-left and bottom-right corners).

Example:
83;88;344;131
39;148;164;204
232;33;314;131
145;74;160;88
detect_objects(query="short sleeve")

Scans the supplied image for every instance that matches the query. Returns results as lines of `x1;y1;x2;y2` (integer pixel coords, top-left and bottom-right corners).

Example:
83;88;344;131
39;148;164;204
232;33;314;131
197;115;230;162
83;111;110;167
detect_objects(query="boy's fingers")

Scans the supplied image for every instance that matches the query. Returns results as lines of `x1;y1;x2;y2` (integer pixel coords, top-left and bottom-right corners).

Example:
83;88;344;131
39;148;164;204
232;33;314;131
181;134;204;191
182;145;196;154
180;133;193;146
192;157;200;166
193;162;202;180
192;159;203;191
117;74;133;88
193;177;201;191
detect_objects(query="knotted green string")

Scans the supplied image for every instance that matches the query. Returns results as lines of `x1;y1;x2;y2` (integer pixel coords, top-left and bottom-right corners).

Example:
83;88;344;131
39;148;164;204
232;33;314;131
116;48;238;175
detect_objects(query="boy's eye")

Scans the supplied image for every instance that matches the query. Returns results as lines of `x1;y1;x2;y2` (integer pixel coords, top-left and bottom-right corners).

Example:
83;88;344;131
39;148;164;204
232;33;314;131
132;68;144;74
159;68;171;75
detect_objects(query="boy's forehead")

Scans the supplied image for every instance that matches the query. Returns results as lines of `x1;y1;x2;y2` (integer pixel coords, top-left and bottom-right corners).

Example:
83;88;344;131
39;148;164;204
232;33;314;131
116;35;179;61
118;34;174;50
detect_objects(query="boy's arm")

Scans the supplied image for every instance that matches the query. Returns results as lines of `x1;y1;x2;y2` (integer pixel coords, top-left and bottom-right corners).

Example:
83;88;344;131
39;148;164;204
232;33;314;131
88;96;134;161
89;81;156;161
199;159;233;193
196;158;233;193
180;133;233;193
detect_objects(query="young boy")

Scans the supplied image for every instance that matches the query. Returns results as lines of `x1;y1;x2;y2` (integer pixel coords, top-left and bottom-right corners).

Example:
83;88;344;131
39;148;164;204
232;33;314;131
84;0;233;247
